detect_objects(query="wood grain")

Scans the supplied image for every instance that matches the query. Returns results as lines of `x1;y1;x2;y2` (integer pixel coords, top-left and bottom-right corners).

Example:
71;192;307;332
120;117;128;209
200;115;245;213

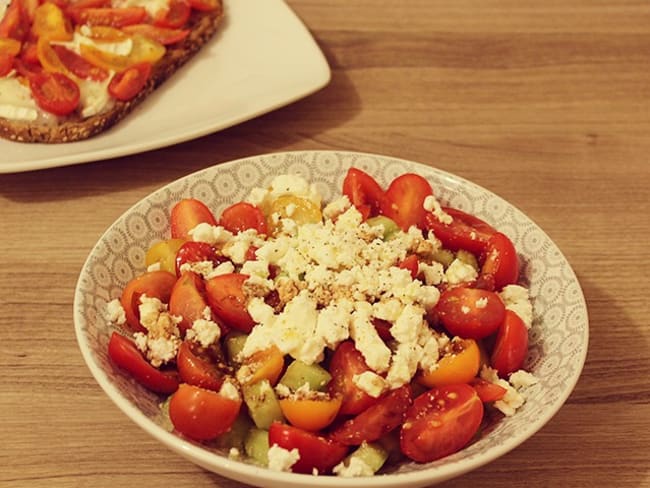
1;1;649;487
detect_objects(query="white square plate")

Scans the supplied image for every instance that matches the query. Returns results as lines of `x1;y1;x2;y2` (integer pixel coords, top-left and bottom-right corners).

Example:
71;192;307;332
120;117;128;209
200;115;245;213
0;0;330;173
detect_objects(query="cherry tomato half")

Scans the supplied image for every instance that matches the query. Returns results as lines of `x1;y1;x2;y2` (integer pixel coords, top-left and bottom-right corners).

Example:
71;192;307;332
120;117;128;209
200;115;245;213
219;202;268;235
205;273;256;333
29;71;80;116
169;271;216;334
417;338;480;388
477;232;519;291
342;167;386;220
169;383;241;441
108;61;151;101
423;207;495;255
381;173;433;231
328;385;412;446
175;241;226;277
122;24;189;45
470;378;507;403
153;0;191;29
400;383;483;463
176;340;225;391
279;396;342;432
268;422;348;474
435;287;506;340
108;332;179;394
120;270;177;333
328;340;378;415
68;6;147;27
170;198;218;240
491;310;529;377
52;44;109;81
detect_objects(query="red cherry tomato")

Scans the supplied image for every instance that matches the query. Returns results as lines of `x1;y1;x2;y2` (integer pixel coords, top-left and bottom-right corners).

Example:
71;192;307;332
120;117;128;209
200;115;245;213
328;340;378;415
51;45;108;81
29;71;80;116
0;0;28;40
174;241;226;277
435;287;506;340
170;198;218;240
169;383;241;441
176;340;225;391
68;7;147;27
0;54;14;76
470;378;507;403
381;173;433;231
400;384;484;463
169;271;214;334
153;0;191;28
120;270;177;333
205;273;256;333
342;167;386;220
477;232;519;291
329;385;412;446
397;254;419;279
219;202;268;235
121;24;189;45
491;310;529;377
423;207;495;255
108;61;151;101
268;422;349;474
107;332;179;394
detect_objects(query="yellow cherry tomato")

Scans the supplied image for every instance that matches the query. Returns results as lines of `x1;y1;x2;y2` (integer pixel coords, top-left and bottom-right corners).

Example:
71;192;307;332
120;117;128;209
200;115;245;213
79;34;165;72
239;345;284;386
417;338;481;388
32;3;73;41
268;195;322;232
145;238;185;274
279;396;342;432
0;38;22;57
36;37;69;74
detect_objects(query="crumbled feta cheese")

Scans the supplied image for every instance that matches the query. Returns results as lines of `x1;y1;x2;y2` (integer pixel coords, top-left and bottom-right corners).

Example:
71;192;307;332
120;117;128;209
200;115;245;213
267;445;300;472
105;299;126;325
445;258;478;285
350;302;392;373
353;371;388;398
480;365;535;416
475;297;489;309
499;285;534;328
185;307;222;347
322;195;351;220
419;261;445;286
423;195;453;225
229;447;240;459
333;456;374;477
219;379;241;402
509;370;539;389
189;223;233;245
133;332;181;368
180;260;235;280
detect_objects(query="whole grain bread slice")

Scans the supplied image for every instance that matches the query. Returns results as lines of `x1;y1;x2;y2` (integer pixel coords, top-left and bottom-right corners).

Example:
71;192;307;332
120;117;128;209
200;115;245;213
0;3;223;144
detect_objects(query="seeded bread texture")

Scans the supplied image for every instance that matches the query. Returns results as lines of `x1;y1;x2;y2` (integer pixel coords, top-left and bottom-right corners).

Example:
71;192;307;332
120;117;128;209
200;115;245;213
0;3;223;144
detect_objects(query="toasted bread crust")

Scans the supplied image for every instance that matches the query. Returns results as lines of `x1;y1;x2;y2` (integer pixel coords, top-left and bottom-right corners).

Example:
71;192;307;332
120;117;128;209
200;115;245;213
0;3;223;144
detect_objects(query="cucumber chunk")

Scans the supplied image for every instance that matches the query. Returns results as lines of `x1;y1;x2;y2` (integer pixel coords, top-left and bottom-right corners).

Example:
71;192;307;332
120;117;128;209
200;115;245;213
278;360;331;392
339;442;389;474
225;332;248;366
212;411;253;452
242;379;285;429
366;216;400;240
244;428;270;466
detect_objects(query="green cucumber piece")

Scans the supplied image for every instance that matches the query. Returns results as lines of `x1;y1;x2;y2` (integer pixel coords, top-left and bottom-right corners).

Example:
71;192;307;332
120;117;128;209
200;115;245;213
366;216;400;240
431;248;455;268
212;411;253;451
340;442;389;474
278;360;331;392
244;428;270;466
242;379;285;429
225;332;248;366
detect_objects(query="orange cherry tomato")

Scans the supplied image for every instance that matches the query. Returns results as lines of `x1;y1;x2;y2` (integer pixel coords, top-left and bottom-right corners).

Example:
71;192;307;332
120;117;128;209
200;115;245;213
219;202;268;235
205;273;256;333
170;198;218;240
279;396;342;431
400;383;483;463
31;2;73;41
169;383;241;441
342;167;386;220
108;61;151;101
120;270;177;333
239;345;284;386
28;71;80;116
381;173;433;231
122;24;189;45
108;332;179;394
0;38;22;57
417;338;480;388
51;44;109;81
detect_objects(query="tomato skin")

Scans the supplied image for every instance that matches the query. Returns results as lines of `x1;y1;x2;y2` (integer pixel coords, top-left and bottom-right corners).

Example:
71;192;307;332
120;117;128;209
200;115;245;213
0;54;14;76
423;207;494;255
169;383;241;441
328;385;412;446
328;340;378;415
268;422;349;474
176;341;225;391
205;273;256;333
108;61;151;101
491;310;529;377
478;232;519;291
381;173;433;231
170;198;218;240
169;271;213;334
436;287;506;340
219;202;268;235
400;384;484;463
240;345;284;386
51;44;108;81
29;71;80;116
417;338;480;388
0;0;29;40
153;0;191;29
342;167;386;220
108;332;179;394
120;270;177;333
470;378;507;403
175;241;226;277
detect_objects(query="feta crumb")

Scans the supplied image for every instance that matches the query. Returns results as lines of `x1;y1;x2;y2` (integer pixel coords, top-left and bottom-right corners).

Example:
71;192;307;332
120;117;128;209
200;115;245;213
419;261;445;286
475;297;488;309
499;285;534;328
189;223;233;245
219;379;241;402
146;262;162;272
323;195;351;220
445;258;478;285
185;307;222;347
105;299;126;325
480;365;532;416
333;456;374;477
229;447;240;459
509;370;538;389
267;445;300;472
352;371;388;398
423;195;453;225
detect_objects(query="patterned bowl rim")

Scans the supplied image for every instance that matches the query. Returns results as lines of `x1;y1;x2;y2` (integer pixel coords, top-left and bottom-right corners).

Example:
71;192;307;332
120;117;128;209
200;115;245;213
73;150;589;488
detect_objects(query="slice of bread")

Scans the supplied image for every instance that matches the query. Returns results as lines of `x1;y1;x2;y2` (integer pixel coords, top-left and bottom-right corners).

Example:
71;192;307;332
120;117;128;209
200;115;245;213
0;3;223;143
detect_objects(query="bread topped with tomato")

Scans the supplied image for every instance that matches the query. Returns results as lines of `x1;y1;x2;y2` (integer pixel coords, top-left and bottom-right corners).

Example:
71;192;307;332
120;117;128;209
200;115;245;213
0;0;223;143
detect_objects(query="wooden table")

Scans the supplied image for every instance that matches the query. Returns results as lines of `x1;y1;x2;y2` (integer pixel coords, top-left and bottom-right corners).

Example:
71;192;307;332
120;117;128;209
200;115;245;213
1;1;649;487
